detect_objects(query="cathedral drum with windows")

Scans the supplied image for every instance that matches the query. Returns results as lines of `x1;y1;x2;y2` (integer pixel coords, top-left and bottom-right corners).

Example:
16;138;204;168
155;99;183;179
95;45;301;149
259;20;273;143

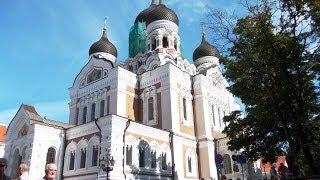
4;0;247;180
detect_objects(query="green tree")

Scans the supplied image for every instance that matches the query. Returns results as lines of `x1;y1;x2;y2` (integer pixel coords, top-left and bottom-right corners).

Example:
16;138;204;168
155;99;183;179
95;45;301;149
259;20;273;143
207;0;320;175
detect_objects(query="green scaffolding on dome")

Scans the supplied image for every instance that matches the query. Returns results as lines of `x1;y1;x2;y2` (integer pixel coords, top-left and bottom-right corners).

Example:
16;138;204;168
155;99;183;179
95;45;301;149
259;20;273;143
129;21;147;58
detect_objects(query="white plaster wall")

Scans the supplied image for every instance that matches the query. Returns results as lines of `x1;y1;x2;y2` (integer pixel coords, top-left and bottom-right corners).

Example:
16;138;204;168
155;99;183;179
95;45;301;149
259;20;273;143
29;124;64;180
0;143;5;158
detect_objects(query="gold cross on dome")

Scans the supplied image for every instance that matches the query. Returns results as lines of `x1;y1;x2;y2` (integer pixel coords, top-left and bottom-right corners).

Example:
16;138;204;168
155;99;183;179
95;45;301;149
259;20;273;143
200;21;206;36
103;16;109;30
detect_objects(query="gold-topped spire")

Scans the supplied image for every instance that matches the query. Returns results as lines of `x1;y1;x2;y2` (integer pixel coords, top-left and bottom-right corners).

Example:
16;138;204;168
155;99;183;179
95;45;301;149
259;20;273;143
200;21;206;37
200;21;207;42
104;16;108;30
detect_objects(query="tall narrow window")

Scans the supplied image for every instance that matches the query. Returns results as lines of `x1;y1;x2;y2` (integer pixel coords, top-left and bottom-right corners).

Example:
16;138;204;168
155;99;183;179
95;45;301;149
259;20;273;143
161;153;167;170
76;107;79;125
183;98;187;120
151;150;157;168
223;154;232;174
152;38;156;50
46;147;56;164
126;145;132;166
212;105;215;125
80;148;86;168
100;100;105;117
188;156;192;173
148;97;154;121
82;107;87;124
107;96;110;115
174;39;178;50
163;37;169;48
91;103;96;121
69;151;75;170
92;146;99;167
139;148;145;167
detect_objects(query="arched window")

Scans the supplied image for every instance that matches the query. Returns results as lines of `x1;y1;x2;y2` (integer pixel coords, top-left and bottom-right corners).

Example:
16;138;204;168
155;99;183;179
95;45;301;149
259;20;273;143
185;148;196;176
91;103;96;121
152;38;156;50
183;98;187;121
139;148;145;167
138;140;150;168
76;107;79;125
80;148;87;168
161;152;167;170
69;151;75;170
100;100;105;117
163;37;169;48
82;106;87;124
148;97;154;121
88;136;99;168
106;96;110;115
126;145;132;166
128;65;133;72
223;154;232;174
151;150;157;168
92;145;99;167
174;38;178;50
46;147;56;164
188;156;192;173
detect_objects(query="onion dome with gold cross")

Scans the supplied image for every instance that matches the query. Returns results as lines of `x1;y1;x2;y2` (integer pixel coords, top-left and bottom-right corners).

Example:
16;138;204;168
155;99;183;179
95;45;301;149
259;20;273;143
89;20;117;57
193;34;219;62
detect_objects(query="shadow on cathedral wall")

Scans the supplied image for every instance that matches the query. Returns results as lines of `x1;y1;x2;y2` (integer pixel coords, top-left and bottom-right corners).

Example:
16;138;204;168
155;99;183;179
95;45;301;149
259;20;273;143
126;140;177;180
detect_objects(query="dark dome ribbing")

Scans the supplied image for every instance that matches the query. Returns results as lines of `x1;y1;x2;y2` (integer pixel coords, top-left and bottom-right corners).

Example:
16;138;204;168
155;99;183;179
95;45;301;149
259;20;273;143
193;35;219;61
89;30;118;57
135;3;179;26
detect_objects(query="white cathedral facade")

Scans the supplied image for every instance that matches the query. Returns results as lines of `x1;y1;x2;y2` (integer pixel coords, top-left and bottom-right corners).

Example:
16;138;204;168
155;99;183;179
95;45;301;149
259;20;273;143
4;1;252;180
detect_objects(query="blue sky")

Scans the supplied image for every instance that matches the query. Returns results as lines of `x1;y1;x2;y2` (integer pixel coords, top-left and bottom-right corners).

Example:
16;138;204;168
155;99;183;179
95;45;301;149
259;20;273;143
0;0;242;125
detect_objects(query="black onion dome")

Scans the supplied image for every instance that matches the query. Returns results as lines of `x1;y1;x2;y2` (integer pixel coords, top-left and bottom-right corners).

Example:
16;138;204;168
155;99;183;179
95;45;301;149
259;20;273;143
193;35;219;61
135;5;155;24
135;3;179;26
89;30;118;57
146;4;179;26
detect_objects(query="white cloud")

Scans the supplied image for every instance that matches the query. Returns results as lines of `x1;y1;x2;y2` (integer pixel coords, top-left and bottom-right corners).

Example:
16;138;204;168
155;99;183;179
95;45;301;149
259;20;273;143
0;100;69;126
167;0;209;24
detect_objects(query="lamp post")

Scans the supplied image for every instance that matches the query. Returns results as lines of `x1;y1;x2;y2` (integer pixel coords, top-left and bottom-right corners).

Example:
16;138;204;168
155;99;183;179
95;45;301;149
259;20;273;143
100;149;115;180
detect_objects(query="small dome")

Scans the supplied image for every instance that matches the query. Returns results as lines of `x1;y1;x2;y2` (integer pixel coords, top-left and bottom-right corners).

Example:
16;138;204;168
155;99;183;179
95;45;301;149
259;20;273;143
193;35;219;61
89;30;118;57
135;2;179;26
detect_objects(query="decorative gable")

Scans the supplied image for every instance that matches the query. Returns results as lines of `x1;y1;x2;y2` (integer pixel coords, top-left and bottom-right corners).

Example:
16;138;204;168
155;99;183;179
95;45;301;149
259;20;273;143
6;104;41;141
71;58;114;90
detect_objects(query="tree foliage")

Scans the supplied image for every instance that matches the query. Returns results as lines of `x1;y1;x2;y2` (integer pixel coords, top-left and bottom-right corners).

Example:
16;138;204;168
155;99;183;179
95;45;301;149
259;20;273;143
207;0;320;175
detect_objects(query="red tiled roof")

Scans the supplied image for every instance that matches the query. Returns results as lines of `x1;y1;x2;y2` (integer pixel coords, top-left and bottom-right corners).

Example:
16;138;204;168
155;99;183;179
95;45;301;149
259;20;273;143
0;125;7;143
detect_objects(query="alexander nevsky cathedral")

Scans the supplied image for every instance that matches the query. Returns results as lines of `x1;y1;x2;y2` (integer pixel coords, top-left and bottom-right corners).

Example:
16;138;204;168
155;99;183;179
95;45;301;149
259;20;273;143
4;1;261;179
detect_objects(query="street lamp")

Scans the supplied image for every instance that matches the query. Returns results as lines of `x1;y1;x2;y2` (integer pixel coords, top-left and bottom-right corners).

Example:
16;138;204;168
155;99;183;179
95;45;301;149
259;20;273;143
100;149;115;180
